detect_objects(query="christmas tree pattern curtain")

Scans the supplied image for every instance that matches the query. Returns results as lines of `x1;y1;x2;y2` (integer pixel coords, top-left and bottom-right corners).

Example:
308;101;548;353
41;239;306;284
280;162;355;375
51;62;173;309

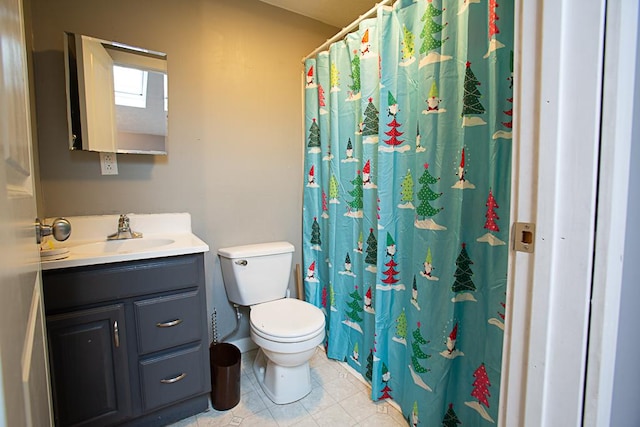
303;0;513;424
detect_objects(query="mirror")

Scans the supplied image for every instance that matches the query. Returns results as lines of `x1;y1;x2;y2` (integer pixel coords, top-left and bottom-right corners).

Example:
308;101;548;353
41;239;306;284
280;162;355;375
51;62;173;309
64;33;168;155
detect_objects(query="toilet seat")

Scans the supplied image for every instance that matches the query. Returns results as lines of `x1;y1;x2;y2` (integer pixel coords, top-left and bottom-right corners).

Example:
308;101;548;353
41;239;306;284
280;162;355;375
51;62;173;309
250;298;324;343
251;323;324;345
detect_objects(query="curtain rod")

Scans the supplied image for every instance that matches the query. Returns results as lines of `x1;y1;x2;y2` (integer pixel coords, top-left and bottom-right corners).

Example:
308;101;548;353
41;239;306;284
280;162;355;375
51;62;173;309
302;0;393;62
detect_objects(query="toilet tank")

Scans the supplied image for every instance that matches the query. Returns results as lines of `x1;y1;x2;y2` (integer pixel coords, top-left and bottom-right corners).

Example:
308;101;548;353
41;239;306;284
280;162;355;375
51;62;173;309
218;241;295;306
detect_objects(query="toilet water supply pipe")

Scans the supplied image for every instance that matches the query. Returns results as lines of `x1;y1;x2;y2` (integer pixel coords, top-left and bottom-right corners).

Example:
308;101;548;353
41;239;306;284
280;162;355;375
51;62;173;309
211;305;242;344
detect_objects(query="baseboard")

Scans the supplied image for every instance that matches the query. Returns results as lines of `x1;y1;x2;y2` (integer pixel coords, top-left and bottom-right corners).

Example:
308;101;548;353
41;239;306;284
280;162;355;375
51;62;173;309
317;345;403;414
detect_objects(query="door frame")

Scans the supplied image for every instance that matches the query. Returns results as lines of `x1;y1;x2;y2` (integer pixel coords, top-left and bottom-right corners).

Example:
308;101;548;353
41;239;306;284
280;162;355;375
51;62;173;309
502;0;638;425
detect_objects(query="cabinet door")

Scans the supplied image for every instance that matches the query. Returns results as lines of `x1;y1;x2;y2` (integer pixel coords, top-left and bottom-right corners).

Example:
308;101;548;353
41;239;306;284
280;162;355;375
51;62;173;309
47;304;131;427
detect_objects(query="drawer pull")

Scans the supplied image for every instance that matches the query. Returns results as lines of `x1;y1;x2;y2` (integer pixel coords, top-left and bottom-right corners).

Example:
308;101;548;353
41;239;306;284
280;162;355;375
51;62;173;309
160;373;186;384
156;319;183;328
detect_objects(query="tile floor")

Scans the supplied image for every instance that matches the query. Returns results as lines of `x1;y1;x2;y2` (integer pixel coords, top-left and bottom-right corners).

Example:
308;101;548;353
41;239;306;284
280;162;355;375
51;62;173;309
170;347;408;427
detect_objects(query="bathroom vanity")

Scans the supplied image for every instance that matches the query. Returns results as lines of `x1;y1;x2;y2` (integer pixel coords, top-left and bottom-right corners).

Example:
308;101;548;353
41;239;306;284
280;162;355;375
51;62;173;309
40;214;210;426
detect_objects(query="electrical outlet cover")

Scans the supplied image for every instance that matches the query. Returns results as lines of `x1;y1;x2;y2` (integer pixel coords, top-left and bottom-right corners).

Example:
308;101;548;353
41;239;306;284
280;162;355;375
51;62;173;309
100;152;118;175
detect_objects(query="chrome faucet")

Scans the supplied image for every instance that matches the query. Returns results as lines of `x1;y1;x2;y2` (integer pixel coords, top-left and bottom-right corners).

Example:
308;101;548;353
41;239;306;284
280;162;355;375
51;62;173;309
108;214;143;240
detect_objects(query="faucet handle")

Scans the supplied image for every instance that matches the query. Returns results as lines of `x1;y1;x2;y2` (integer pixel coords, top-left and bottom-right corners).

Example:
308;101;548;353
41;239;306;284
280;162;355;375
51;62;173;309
118;214;129;229
108;214;140;240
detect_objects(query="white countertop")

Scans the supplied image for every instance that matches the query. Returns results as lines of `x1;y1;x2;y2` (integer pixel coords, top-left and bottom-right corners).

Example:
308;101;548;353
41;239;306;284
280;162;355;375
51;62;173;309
40;213;209;270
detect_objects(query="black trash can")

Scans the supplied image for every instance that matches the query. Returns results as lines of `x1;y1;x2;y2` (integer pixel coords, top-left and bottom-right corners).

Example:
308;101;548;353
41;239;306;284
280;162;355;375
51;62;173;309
209;342;241;410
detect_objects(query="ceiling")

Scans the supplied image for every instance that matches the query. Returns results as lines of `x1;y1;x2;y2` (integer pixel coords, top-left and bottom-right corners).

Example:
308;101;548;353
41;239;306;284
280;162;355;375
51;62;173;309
258;0;381;29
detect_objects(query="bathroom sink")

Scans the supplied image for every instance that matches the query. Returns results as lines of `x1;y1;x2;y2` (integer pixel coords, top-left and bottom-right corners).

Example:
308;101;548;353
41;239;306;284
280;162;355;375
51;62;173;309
39;213;210;270
73;238;176;255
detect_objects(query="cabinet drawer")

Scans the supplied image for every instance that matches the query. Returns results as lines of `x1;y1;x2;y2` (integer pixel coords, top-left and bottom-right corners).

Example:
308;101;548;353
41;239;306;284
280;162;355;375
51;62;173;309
139;345;206;411
135;290;203;355
43;254;204;312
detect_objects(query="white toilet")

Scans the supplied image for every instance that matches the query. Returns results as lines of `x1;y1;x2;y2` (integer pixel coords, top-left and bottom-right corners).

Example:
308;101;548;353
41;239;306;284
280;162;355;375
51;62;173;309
218;241;325;404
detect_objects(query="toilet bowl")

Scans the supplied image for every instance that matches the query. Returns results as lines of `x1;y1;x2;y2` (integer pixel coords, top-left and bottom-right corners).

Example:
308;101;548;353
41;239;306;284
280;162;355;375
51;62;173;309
249;298;325;404
217;242;326;404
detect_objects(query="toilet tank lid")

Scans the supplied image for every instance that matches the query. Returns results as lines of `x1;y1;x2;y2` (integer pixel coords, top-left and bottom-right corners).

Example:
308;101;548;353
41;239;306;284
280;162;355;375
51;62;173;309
218;241;294;258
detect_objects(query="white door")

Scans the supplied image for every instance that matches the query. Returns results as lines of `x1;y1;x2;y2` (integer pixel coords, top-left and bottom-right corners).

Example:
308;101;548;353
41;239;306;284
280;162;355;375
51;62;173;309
0;0;52;425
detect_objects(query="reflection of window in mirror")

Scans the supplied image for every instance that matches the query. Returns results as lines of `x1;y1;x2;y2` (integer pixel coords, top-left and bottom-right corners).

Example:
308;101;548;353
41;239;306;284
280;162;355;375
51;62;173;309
114;66;148;108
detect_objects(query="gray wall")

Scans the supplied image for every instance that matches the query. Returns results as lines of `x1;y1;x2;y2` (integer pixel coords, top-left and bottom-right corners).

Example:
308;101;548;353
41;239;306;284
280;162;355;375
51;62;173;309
28;0;335;342
610;7;640;425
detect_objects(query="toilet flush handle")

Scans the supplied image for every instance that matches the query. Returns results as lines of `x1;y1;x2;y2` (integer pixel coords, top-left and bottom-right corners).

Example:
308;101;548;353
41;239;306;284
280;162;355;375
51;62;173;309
235;260;248;266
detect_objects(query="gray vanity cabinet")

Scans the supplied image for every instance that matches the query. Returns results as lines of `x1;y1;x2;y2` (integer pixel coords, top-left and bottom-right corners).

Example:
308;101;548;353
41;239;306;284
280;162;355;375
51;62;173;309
43;253;211;427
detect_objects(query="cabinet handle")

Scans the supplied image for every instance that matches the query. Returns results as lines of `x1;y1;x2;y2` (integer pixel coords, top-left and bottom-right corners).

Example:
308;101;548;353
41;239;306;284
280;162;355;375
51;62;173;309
156;319;183;328
160;373;186;384
114;320;120;348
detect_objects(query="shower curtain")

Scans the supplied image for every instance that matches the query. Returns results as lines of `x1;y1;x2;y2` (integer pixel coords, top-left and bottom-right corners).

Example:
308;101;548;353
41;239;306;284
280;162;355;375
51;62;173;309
303;0;513;424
